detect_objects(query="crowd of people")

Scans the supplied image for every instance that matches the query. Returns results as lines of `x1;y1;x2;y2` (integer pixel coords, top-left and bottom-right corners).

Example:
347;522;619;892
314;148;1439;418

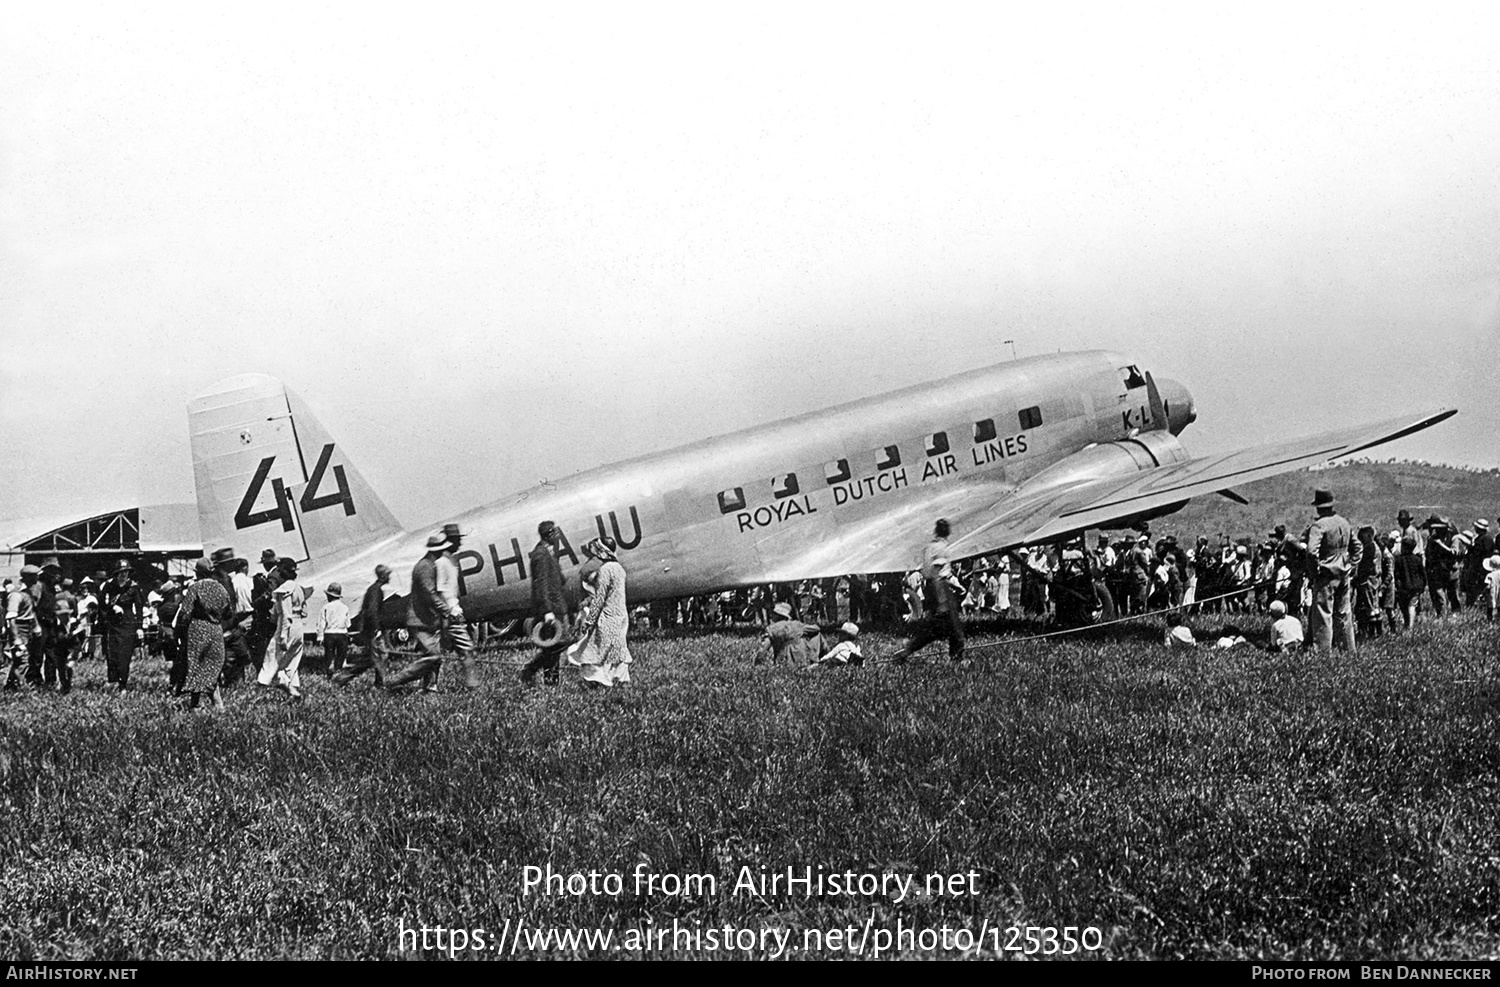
6;487;1498;697
0;519;634;710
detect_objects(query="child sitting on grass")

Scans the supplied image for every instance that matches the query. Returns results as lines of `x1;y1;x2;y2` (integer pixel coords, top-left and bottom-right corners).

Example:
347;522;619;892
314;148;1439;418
1164;619;1196;649
811;622;864;667
1268;599;1304;653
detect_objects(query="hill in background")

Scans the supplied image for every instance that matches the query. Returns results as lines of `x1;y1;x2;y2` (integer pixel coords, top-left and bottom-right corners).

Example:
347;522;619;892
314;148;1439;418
1115;460;1500;544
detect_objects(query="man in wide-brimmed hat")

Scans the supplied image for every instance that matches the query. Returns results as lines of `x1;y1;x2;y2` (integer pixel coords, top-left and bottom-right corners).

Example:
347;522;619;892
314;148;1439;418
386;528;478;692
762;600;822;665
99;559;147;689
1304;489;1354;653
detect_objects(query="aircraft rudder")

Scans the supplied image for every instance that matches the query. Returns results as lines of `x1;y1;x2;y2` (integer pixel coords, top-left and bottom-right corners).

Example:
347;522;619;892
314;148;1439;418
187;375;402;569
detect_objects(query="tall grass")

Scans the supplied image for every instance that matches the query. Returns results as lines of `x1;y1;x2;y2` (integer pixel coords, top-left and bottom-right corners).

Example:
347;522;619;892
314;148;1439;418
1;612;1497;959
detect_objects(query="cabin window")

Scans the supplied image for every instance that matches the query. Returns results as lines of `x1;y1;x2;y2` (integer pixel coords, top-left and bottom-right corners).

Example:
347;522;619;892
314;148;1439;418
772;473;800;499
824;458;851;485
1019;406;1044;430
925;431;949;457
973;418;997;444
717;487;746;514
875;445;901;471
1120;365;1146;389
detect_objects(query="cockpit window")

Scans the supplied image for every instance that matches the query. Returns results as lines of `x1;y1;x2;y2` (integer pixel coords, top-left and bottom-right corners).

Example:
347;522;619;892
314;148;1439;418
1121;365;1146;389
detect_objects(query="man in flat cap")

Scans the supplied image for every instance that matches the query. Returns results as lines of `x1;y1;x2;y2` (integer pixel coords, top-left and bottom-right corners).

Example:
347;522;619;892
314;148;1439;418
1304;489;1355;652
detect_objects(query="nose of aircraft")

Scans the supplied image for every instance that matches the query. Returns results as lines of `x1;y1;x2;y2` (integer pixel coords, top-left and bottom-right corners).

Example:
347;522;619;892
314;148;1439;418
1156;376;1196;435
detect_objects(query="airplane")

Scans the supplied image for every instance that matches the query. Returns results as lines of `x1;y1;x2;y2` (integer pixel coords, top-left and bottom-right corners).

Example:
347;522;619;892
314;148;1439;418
186;352;1455;625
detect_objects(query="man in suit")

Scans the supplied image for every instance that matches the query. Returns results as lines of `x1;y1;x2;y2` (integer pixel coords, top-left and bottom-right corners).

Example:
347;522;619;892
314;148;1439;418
1305;488;1355;652
521;521;569;686
385;533;453;692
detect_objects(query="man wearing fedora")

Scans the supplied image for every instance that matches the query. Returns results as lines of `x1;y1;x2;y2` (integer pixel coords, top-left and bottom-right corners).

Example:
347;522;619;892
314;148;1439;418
99;560;147;689
386;529;477;692
762;600;823;665
437;524;478;688
521;521;570;686
1305;488;1355;653
246;548;281;682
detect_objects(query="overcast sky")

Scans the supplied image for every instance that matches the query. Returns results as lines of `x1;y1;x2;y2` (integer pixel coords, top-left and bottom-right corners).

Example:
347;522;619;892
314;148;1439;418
3;4;1497;530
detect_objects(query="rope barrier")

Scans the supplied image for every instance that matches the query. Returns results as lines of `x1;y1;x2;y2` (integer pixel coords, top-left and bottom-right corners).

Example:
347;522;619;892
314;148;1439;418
871;578;1286;663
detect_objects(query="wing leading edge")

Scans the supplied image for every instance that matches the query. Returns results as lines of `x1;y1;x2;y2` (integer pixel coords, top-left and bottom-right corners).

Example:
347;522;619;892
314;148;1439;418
948;407;1457;557
761;408;1454;578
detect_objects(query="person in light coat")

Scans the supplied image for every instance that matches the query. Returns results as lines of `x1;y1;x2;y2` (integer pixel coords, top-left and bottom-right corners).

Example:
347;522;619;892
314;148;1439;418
567;537;632;689
270;557;307;701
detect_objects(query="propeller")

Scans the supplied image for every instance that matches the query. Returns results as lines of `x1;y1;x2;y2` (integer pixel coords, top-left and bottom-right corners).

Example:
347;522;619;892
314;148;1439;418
1143;370;1168;432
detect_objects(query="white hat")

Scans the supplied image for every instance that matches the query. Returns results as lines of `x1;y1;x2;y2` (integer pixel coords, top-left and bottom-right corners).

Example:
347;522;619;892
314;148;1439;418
1269;600;1287;616
839;621;860;638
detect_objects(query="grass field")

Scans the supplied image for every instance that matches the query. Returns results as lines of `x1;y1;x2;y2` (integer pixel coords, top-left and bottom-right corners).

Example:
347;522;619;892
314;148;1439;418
2;611;1499;960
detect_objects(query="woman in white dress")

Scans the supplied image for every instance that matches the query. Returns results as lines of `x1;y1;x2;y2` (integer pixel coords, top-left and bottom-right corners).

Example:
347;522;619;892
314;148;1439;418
567;537;632;689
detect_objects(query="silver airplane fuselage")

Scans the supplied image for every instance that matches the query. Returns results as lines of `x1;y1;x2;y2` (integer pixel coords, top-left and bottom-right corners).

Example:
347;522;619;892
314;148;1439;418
310;349;1195;617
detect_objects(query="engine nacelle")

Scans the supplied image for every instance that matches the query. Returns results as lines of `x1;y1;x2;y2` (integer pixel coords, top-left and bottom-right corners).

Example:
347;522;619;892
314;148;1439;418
1018;431;1191;495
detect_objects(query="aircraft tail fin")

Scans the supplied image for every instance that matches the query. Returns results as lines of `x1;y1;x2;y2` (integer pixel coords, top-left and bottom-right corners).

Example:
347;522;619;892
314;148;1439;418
187;374;403;571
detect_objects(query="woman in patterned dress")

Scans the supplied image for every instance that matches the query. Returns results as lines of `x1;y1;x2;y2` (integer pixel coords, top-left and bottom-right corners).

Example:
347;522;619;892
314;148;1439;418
176;557;230;710
567;537;632;689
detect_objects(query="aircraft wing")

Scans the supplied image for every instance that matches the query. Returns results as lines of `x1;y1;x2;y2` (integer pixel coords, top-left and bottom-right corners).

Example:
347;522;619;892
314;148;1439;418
947;407;1457;557
765;407;1454;578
